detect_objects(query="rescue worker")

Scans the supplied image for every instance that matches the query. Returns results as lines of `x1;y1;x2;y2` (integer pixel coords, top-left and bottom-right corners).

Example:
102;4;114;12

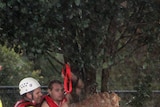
14;77;43;107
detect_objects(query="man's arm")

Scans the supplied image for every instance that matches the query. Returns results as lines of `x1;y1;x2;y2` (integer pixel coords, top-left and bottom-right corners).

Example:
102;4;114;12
72;73;84;87
62;72;84;106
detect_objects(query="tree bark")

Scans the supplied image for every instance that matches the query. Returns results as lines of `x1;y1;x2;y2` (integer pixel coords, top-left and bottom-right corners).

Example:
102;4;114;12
101;68;110;92
84;66;97;95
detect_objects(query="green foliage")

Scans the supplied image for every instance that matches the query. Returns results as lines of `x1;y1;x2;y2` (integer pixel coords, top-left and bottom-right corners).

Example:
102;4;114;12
0;0;159;95
0;0;160;106
129;74;152;107
35;52;64;85
0;45;39;85
0;0;49;59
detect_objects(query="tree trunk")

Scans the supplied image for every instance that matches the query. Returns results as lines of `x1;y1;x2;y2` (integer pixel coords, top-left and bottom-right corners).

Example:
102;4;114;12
84;66;97;95
101;68;110;92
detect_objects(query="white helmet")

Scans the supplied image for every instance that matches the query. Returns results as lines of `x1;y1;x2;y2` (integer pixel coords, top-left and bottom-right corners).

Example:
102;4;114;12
19;77;41;95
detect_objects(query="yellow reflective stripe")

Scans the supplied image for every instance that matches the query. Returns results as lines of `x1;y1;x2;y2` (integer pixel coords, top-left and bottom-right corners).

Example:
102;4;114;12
0;99;3;107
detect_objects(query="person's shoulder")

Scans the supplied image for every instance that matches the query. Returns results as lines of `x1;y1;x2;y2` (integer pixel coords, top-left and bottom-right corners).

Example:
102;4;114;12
14;99;25;107
41;100;49;107
61;102;69;107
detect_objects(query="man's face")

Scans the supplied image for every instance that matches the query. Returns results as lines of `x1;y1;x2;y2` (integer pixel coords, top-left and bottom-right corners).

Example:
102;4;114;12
32;87;43;104
49;83;64;102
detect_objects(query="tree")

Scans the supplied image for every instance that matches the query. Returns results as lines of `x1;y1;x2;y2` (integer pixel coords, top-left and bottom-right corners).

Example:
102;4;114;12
44;0;160;93
0;0;61;84
0;0;159;98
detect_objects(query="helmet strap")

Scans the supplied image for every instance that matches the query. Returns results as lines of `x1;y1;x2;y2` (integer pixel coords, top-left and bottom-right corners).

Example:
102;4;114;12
25;91;36;105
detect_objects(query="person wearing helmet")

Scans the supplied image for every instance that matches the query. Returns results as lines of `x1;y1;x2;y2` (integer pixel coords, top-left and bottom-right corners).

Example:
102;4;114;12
14;77;43;107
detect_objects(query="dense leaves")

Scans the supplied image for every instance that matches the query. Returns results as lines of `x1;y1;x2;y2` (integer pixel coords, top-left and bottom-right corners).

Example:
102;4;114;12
0;45;35;85
0;0;160;106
